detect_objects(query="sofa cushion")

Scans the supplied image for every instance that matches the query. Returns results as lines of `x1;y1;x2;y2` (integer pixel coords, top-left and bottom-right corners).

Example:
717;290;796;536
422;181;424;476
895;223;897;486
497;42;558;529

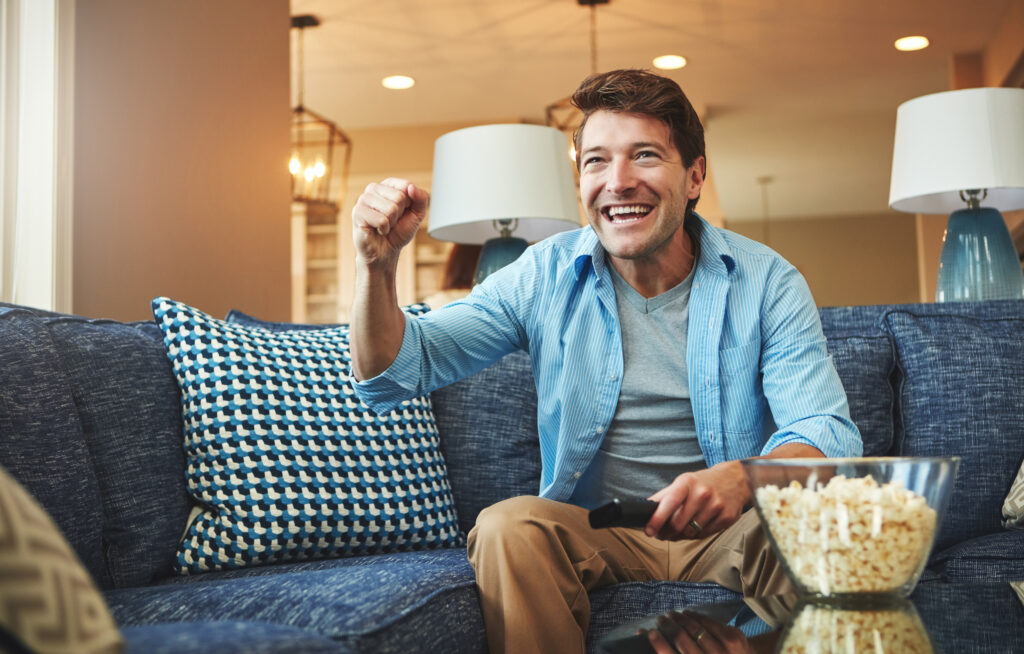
120;621;342;654
430;351;541;534
883;308;1024;551
928;530;1024;582
104;549;484;654
151;298;462;574
0;464;122;654
41;317;190;589
0;308;107;584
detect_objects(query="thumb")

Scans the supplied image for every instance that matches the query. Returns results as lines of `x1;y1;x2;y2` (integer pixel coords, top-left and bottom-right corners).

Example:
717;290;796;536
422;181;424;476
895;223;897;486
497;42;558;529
407;183;430;217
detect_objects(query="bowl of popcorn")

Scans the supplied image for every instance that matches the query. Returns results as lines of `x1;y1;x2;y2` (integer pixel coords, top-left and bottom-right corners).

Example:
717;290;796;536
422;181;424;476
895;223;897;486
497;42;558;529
742;457;960;599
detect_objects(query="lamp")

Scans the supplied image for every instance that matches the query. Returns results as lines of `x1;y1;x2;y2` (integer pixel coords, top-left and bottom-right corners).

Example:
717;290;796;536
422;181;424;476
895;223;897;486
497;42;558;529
889;87;1024;302
428;124;581;283
290;15;352;205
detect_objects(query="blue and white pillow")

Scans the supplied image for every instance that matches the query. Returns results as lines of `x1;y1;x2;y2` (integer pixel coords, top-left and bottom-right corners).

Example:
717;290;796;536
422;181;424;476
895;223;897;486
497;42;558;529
151;298;463;574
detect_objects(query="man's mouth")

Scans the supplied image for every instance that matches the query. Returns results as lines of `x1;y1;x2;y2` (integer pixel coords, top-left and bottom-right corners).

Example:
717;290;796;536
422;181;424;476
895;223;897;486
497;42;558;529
602;204;653;223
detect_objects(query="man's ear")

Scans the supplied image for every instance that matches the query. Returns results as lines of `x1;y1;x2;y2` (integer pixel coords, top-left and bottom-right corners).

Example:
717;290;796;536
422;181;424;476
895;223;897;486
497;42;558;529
686;156;706;199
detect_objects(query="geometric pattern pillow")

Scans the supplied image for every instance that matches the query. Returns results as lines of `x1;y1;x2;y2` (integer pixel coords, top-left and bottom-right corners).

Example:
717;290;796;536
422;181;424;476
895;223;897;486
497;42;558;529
0;465;123;653
151;298;462;574
1004;460;1024;529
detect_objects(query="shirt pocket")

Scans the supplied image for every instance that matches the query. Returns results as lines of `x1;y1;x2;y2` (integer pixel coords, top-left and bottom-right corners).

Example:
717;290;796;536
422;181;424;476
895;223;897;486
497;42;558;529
719;338;762;437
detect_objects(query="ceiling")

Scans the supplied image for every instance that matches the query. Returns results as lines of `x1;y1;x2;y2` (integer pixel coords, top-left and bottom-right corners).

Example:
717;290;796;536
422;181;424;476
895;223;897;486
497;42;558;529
290;0;1016;222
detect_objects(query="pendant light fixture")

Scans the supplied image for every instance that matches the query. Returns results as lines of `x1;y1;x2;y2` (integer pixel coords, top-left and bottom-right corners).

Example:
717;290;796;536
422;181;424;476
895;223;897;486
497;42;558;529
290;14;352;206
545;0;607;161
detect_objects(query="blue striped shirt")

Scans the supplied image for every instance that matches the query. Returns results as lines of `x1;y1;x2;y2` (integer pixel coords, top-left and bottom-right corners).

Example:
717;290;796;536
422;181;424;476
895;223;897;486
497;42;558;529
354;213;862;501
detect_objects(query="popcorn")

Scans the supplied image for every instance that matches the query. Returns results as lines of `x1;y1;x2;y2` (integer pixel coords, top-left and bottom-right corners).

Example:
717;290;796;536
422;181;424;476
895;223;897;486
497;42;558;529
755;475;937;595
779;603;934;654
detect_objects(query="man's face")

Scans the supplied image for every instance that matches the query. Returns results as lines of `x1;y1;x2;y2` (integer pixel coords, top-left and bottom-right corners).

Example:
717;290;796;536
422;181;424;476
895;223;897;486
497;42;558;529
578;110;704;266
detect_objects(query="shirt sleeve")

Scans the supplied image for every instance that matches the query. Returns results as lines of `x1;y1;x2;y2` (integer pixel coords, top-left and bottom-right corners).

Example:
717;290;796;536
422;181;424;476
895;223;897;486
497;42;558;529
757;262;863;458
351;248;540;414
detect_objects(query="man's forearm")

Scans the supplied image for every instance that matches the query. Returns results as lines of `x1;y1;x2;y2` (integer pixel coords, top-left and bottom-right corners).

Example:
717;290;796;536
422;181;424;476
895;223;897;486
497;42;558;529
350;262;406;381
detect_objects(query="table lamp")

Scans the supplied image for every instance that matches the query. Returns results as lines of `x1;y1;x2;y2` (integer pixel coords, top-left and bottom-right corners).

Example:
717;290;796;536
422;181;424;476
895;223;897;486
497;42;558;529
889;87;1024;302
428;124;581;284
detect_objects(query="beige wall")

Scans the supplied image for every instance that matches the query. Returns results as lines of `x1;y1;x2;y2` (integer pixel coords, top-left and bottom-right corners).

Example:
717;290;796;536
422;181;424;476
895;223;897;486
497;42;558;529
73;0;291;321
728;213;920;307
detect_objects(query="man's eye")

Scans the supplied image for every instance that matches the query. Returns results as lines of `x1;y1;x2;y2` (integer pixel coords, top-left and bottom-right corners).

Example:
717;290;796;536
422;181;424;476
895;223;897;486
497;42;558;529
637;151;658;159
584;157;604;166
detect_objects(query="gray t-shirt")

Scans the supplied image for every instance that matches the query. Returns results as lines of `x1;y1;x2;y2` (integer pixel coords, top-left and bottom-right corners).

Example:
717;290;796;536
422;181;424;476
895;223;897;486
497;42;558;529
570;262;705;508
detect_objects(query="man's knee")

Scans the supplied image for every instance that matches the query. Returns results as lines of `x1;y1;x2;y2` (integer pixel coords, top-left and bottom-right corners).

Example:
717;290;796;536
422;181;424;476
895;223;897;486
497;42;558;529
468;496;578;559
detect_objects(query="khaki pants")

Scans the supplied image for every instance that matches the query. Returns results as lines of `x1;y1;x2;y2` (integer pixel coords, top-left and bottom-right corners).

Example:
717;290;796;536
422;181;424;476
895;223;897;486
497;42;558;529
466;496;791;654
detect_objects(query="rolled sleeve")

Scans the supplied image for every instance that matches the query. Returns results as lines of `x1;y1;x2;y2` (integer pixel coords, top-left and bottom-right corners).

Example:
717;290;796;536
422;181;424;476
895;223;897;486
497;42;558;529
351;314;423;414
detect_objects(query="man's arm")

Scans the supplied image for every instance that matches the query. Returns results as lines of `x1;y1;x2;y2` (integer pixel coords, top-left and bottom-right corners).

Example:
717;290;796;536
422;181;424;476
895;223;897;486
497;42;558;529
644;442;823;540
349;178;429;381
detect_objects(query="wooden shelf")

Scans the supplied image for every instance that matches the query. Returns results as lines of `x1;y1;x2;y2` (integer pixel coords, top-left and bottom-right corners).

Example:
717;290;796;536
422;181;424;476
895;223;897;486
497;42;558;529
307;259;337;270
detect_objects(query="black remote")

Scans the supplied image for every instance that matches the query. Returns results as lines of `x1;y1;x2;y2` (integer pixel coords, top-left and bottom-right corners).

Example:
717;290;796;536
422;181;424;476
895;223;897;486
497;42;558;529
588;499;659;529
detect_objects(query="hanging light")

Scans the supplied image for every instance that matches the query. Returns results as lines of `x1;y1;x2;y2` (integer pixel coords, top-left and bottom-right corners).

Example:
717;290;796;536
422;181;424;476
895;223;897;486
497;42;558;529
545;0;607;162
290;14;352;206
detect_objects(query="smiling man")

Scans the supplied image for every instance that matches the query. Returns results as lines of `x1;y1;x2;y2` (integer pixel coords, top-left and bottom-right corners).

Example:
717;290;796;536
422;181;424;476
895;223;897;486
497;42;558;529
349;69;861;654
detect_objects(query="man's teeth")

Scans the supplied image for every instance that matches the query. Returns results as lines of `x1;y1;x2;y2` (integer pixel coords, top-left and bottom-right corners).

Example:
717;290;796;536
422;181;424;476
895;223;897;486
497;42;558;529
606;205;651;222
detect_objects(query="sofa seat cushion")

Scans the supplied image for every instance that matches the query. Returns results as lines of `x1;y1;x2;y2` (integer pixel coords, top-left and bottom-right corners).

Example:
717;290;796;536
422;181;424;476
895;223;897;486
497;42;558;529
120;621;342;654
0;308;107;584
41;316;189;589
883;307;1024;551
151;298;463;574
928;530;1024;582
104;548;484;654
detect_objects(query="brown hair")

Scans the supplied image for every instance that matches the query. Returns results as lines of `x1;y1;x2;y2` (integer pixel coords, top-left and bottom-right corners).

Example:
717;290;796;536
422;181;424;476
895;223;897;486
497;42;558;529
441;243;482;290
571;69;706;215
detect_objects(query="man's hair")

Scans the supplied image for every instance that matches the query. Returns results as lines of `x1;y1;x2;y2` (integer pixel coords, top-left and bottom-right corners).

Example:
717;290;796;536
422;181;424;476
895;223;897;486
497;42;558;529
571;69;706;215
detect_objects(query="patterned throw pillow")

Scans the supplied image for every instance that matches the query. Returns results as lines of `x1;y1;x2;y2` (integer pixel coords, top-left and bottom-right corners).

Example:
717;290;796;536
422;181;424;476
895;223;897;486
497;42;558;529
0;465;123;654
1004;461;1024;529
151;298;462;574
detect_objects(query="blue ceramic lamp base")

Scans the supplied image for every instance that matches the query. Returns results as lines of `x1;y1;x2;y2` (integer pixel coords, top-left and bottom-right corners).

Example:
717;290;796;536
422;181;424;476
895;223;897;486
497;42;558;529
474;236;528;285
936;207;1024;302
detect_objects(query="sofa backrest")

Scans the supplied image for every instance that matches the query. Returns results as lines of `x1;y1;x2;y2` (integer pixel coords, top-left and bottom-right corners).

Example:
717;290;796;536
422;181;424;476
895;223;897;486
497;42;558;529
0;306;190;590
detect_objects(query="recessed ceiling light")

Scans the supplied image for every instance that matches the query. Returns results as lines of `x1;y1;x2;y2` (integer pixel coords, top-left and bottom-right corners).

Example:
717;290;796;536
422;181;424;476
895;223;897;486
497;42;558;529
653;55;687;70
382;75;415;90
895;36;929;52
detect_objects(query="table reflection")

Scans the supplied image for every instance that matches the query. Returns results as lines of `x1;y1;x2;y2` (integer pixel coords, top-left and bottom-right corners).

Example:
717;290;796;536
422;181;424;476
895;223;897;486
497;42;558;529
597;583;1023;654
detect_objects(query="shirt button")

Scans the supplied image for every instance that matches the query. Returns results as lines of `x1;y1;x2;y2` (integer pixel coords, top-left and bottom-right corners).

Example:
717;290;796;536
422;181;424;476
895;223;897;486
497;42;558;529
573;472;582;479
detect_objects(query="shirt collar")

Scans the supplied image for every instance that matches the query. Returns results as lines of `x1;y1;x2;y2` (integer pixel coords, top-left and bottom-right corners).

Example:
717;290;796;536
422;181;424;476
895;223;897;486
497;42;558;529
570;212;736;281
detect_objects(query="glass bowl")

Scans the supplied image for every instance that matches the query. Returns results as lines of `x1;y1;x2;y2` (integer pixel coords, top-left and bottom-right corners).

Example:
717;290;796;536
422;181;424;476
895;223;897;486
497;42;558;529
742;457;960;599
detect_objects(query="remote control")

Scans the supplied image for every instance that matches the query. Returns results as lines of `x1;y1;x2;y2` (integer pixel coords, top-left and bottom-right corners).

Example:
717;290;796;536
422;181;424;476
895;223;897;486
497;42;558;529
588;498;659;529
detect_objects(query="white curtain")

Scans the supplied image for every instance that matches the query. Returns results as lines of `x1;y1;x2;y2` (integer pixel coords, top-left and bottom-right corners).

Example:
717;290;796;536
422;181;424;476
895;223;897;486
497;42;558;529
0;0;73;312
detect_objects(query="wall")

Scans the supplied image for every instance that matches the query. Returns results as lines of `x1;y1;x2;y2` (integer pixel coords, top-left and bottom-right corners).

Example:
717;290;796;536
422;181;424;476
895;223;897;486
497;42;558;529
73;0;291;321
728;212;920;307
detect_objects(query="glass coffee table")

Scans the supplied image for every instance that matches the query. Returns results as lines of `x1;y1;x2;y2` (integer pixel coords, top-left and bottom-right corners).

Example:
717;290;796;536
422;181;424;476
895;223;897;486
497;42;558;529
597;582;1023;653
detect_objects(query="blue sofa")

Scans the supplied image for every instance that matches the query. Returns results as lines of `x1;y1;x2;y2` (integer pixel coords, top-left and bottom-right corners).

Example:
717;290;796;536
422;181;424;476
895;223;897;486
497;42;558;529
1;298;1022;653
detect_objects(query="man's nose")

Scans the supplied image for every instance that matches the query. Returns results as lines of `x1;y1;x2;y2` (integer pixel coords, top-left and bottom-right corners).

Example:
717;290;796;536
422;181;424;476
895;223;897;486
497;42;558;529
605;159;637;195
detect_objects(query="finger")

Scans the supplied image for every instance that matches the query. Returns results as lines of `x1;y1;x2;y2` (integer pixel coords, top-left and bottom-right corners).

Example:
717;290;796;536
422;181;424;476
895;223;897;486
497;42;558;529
647;485;689;538
656;613;697;652
676;505;720;540
406;183;430;216
644;629;680;654
680;613;727;653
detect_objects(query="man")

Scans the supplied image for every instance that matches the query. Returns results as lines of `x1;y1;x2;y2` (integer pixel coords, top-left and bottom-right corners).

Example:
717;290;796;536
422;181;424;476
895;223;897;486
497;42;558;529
350;69;861;654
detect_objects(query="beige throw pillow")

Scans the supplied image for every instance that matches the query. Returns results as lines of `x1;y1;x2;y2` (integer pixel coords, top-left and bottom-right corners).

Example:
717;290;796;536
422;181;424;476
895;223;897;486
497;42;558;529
0;466;123;654
1003;460;1024;529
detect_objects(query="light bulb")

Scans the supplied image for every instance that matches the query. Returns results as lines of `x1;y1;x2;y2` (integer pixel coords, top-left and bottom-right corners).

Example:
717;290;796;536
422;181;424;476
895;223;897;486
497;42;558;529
304;166;315;182
895;36;929;52
289;157;301;175
313;160;326;178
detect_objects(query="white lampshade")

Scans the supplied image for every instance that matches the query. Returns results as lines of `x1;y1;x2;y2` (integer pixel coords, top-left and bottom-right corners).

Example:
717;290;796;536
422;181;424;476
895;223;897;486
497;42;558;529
428;124;581;243
889;87;1024;214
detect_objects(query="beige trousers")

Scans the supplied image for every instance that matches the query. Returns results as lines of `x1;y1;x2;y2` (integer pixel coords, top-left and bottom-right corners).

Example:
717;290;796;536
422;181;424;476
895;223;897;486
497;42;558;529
466;496;791;654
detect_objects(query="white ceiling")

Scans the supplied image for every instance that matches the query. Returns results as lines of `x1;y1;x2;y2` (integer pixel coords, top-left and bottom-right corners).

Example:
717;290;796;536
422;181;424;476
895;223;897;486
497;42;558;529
290;0;1015;222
